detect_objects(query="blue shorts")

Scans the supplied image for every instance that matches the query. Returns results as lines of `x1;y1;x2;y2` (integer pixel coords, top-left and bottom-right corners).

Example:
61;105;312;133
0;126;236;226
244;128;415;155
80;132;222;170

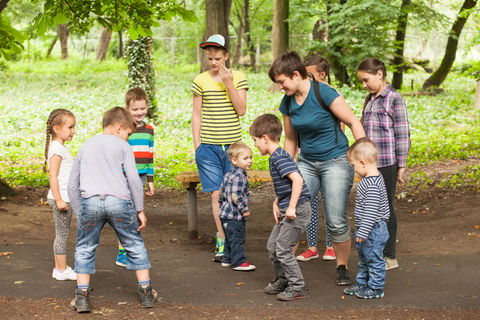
195;143;232;193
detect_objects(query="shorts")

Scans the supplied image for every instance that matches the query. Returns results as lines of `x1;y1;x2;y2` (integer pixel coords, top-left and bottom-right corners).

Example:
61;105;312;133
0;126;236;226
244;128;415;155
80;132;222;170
195;143;232;193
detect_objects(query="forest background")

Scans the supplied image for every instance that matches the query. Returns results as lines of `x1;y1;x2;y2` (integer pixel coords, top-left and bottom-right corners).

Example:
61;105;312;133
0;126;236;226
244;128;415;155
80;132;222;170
0;0;479;192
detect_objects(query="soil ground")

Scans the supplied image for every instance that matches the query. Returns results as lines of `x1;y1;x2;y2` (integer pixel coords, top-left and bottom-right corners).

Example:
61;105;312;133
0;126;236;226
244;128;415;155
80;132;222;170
1;159;479;319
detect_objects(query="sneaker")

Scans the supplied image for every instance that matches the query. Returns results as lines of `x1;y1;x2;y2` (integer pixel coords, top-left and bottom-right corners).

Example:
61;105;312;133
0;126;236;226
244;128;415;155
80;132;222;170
138;284;157;308
71;289;91;313
213;252;224;262
323;248;336;261
221;262;232;267
233;262;256;271
344;283;367;295
296;249;319;261
215;233;220;253
52;266;77;281
336;265;352;286
116;253;127;267
384;257;399;270
356;287;384;299
277;286;306;301
264;276;289;294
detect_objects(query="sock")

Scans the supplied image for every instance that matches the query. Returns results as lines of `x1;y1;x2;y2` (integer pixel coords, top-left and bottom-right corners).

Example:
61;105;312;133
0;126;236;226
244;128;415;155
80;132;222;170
55;268;66;273
139;278;151;288
119;246;126;255
77;284;89;291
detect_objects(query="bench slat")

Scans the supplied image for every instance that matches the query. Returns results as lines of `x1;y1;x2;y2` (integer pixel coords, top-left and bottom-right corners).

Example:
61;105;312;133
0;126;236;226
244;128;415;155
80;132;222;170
176;171;360;184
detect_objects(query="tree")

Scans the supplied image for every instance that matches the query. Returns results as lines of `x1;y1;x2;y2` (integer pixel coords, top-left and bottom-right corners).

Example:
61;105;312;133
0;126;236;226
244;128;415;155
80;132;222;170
200;0;232;72
58;23;70;59
0;0;27;60
269;0;288;91
391;0;411;90
422;0;478;90
96;26;113;61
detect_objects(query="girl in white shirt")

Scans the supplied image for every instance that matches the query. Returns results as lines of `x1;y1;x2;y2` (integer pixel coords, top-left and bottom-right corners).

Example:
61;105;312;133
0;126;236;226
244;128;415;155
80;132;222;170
44;109;77;281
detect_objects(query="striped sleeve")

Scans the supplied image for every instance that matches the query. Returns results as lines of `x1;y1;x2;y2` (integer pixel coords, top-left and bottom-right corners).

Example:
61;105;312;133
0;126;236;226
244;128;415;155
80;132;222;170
147;126;154;182
191;75;203;97
234;71;249;91
391;94;410;168
274;155;298;179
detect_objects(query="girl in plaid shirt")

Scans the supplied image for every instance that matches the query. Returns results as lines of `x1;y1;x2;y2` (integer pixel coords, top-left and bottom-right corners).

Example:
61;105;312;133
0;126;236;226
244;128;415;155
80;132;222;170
357;58;411;271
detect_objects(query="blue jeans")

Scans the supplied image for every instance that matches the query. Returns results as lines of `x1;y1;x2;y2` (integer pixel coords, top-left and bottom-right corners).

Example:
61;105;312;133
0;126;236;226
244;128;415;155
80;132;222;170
297;154;354;243
75;195;151;274
221;219;246;267
355;221;389;290
195;144;232;193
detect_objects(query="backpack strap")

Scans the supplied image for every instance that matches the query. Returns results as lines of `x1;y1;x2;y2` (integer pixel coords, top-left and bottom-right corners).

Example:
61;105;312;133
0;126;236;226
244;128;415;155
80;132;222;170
312;78;339;143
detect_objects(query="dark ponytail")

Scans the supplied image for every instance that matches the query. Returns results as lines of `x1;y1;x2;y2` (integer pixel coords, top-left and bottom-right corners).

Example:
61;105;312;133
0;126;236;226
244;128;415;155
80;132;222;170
357;58;387;80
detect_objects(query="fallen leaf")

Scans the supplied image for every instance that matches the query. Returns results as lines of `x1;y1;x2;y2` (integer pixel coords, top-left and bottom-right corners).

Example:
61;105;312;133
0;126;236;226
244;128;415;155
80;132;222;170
54;306;59;309
474;226;480;229
0;252;13;256
435;264;441;266
341;296;345;300
237;283;244;286
15;281;24;284
169;221;173;225
118;302;128;305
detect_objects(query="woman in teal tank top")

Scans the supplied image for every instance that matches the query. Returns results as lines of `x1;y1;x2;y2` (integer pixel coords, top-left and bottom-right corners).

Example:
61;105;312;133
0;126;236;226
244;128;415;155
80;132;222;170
268;51;365;286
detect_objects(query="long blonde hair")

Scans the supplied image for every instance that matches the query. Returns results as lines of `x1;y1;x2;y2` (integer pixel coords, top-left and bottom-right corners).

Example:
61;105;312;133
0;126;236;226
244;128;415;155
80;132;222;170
43;109;75;173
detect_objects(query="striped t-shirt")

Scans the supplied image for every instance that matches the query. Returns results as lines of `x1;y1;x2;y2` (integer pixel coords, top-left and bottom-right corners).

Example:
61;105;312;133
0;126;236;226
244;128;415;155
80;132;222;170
269;147;310;208
354;174;390;240
128;123;154;183
191;70;249;145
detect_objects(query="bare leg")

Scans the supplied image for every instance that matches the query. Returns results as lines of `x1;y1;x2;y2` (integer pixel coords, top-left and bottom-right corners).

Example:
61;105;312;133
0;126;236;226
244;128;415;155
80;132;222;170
77;273;90;287
292;242;299;255
54;254;67;271
211;190;224;238
135;269;150;282
332;240;350;268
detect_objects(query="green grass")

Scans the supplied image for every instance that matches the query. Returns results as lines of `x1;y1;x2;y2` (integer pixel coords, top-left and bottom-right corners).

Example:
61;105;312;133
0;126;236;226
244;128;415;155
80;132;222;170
0;57;479;190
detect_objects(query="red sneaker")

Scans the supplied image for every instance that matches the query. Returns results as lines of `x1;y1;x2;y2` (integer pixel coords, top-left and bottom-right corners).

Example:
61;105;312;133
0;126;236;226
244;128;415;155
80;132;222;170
233;262;256;271
323;248;336;261
296;249;319;261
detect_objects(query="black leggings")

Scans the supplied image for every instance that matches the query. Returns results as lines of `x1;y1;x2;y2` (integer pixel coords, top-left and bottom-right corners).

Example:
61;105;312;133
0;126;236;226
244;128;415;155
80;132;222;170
379;164;397;259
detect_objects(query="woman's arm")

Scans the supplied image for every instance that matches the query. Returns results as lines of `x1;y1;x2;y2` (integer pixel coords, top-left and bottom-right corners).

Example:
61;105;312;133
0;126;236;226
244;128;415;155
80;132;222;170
283;115;298;159
329;96;365;140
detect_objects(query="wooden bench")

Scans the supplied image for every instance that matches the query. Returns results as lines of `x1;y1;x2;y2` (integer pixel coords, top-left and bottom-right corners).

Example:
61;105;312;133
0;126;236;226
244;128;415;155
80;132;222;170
176;171;360;240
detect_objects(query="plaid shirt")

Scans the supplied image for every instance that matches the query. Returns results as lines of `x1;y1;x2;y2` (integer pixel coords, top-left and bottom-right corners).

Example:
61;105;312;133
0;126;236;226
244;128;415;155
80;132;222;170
218;166;250;221
362;83;411;168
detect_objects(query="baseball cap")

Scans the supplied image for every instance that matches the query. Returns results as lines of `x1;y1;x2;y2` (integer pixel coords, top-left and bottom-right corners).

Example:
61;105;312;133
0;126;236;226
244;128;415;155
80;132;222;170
199;34;228;52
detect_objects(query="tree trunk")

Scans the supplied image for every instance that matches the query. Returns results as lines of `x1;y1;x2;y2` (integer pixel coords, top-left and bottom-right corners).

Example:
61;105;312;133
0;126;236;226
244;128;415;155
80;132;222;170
58;23;70;60
392;0;411;90
268;0;289;91
475;81;480;110
0;179;16;197
0;0;10;15
118;31;124;59
126;36;157;118
96;26;113;61
232;22;244;66
326;0;349;85
46;36;58;58
422;0;477;90
200;0;233;73
310;19;328;56
244;0;255;68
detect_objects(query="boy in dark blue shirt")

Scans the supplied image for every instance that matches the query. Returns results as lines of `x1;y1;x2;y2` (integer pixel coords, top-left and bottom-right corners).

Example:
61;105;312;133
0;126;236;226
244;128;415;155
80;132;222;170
249;114;311;301
218;141;256;271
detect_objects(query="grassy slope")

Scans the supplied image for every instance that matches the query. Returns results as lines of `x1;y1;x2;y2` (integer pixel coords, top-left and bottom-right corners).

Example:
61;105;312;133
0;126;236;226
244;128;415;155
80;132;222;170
0;58;478;189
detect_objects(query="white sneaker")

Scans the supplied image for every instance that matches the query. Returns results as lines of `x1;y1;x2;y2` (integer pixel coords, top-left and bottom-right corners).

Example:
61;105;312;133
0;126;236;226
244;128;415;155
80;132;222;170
53;266;77;281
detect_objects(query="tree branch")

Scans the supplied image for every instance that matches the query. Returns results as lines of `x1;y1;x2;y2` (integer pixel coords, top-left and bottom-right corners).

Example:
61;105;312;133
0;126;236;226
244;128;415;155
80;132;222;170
251;0;267;20
0;0;11;15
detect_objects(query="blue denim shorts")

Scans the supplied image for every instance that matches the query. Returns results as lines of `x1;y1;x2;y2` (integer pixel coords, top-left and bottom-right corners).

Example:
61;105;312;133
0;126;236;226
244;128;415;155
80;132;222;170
75;195;151;274
195;143;232;193
297;153;354;243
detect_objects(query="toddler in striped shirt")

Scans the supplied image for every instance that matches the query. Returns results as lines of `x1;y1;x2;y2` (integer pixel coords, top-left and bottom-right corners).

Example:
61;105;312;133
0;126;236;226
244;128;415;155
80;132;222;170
344;137;390;299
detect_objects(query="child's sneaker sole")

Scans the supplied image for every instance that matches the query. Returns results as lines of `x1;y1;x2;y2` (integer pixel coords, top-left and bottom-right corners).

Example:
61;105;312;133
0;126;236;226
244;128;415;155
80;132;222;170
222;263;232;267
233;265;256;271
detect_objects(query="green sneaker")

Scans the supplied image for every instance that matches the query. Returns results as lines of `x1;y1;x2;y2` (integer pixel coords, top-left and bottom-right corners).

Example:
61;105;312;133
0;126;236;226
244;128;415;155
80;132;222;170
213;237;224;262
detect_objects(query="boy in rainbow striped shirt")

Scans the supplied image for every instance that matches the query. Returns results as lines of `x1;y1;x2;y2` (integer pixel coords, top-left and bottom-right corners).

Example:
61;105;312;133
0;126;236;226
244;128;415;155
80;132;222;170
116;87;155;267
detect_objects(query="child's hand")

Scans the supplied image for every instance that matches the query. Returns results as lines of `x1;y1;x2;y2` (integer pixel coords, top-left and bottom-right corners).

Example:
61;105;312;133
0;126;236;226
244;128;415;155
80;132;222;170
356;237;364;243
146;182;154;196
272;199;280;224
285;207;297;220
243;211;250;217
137;211;147;231
56;199;68;212
219;64;233;85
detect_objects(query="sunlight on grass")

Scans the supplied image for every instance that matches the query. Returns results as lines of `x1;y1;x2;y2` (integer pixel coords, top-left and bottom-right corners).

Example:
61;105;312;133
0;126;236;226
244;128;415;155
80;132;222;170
0;58;479;189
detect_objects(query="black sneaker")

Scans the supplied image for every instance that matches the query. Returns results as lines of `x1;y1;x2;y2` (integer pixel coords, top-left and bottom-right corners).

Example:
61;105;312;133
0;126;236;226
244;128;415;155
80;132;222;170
336;265;352;286
277;286;306;301
138;284;157;308
70;289;91;313
264;276;289;294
